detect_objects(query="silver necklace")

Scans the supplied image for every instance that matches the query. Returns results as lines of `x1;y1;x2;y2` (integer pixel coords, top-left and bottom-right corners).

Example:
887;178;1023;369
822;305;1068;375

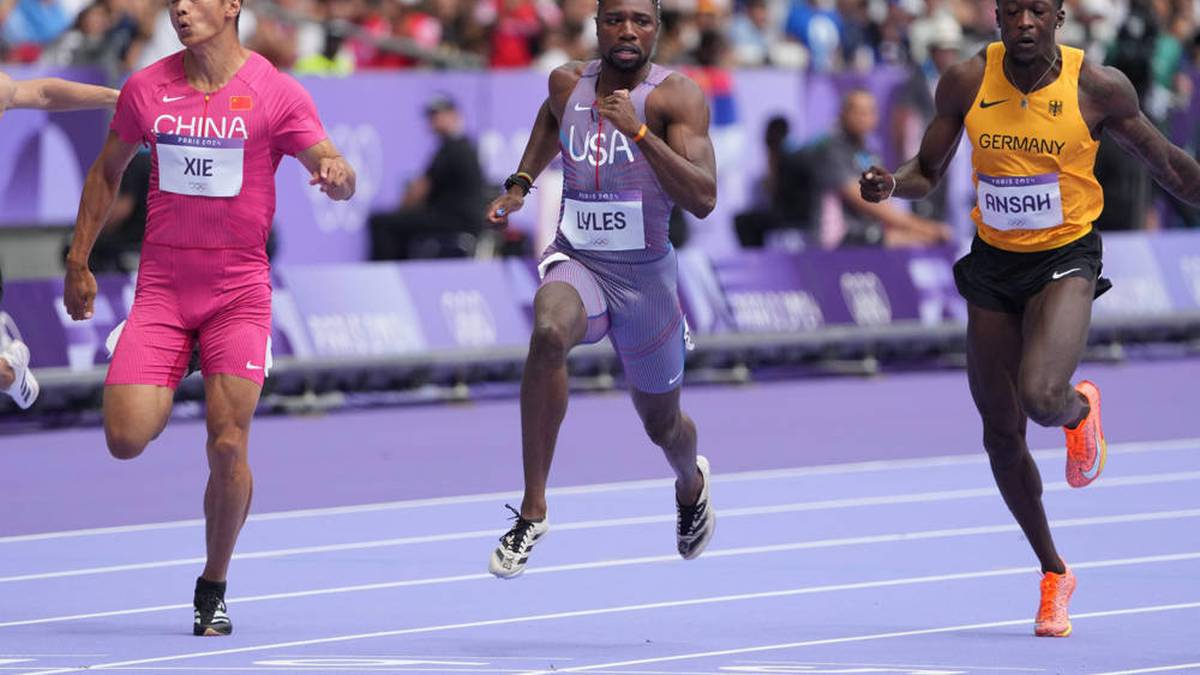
1004;49;1060;109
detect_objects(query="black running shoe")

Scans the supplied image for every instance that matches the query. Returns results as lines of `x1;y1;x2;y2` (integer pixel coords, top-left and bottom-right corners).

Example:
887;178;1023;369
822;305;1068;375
488;504;549;579
193;577;232;636
676;455;715;559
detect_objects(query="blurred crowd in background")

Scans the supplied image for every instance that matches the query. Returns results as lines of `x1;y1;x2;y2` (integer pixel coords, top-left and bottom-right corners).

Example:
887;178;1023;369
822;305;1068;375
4;0;1195;78
3;0;1200;265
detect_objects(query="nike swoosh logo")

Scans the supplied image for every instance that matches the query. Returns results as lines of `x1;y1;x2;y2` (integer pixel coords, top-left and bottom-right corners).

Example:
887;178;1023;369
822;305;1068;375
1051;268;1082;280
668;369;684;385
1080;446;1103;480
979;98;1009;109
574;103;593;112
245;361;262;370
162;95;186;103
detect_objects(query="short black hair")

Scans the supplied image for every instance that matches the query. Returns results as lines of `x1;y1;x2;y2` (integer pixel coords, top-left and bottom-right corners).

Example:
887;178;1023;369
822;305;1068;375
996;0;1064;8
597;0;662;21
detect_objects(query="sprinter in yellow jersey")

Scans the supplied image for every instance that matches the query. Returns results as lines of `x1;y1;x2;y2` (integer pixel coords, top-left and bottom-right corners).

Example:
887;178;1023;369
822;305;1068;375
860;0;1200;638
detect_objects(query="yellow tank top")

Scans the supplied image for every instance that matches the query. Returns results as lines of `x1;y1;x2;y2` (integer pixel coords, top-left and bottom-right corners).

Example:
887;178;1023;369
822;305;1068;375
965;42;1101;252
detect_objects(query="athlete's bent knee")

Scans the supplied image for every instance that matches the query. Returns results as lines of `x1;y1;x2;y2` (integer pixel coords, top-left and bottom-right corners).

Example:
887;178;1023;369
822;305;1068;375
105;427;149;460
528;321;573;365
207;433;249;479
1020;379;1072;427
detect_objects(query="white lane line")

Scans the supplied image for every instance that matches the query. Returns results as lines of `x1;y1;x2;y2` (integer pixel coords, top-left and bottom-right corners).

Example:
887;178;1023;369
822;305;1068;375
1090;665;1200;675
10;662;530;667
520;601;1200;675
14;554;1200;675
6;469;1198;584
733;662;1044;672
4;437;1196;545
1;508;1196;630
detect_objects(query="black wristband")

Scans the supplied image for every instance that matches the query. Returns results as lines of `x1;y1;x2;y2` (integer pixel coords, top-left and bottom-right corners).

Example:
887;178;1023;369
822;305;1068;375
504;173;534;196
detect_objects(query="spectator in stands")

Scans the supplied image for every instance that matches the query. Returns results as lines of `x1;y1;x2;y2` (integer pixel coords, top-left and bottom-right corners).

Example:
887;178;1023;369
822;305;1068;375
734;115;803;247
477;0;546;68
368;94;485;260
728;0;771;65
891;13;962;223
1094;1;1158;231
40;2;120;67
1;0;71;58
815;89;950;247
784;0;843;71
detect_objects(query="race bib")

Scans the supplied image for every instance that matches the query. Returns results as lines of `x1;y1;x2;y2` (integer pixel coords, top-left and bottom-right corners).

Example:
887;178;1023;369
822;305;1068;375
156;133;244;197
976;172;1064;231
560;189;645;251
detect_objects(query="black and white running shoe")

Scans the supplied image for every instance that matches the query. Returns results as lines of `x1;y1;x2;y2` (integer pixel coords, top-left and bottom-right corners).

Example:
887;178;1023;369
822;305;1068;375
1;340;39;410
193;577;232;636
488;504;549;579
676;455;715;560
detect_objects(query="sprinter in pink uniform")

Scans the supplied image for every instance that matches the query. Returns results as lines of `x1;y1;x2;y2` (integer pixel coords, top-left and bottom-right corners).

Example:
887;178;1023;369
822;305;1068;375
63;0;355;636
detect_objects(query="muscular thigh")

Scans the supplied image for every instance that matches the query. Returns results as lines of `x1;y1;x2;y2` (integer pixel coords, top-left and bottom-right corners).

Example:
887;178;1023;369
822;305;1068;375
198;282;272;387
537;257;607;344
106;285;194;389
1019;276;1095;391
605;252;686;395
966;303;1025;432
204;374;261;447
103;384;175;447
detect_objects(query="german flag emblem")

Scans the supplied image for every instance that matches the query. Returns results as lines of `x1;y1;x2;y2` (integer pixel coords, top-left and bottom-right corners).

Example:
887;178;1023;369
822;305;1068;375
230;96;253;111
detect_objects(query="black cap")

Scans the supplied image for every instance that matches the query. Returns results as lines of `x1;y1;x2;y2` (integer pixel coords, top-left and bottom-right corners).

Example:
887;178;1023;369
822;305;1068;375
424;94;456;116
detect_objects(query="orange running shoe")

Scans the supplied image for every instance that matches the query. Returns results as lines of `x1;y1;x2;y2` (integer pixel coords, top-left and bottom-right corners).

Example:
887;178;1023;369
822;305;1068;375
1035;564;1076;637
1064;380;1106;488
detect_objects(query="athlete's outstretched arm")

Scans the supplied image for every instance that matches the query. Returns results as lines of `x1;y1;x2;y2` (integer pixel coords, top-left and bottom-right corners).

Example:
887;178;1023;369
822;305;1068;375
861;59;978;203
599;75;716;218
1090;65;1200;207
64;131;141;320
0;72;119;112
298;139;356;202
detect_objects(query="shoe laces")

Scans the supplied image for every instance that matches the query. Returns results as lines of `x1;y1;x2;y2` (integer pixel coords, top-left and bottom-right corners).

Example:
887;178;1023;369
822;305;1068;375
194;588;225;615
500;504;538;553
677;499;705;537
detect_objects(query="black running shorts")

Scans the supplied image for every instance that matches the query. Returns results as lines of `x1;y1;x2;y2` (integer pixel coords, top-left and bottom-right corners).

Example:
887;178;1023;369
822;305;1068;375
953;229;1113;314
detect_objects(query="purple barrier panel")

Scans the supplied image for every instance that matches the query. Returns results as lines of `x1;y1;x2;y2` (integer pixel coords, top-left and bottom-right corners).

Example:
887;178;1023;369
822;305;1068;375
0;273;131;369
1093;231;1173;319
709;251;827;332
797;246;924;326
395;259;532;350
0;67;110;226
677;248;737;335
897;244;966;324
707;245;948;332
273;263;426;357
1146;230;1200;311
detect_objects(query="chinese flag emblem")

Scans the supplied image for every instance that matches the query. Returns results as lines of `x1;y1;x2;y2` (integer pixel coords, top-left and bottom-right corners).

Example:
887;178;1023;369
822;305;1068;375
230;96;253;111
